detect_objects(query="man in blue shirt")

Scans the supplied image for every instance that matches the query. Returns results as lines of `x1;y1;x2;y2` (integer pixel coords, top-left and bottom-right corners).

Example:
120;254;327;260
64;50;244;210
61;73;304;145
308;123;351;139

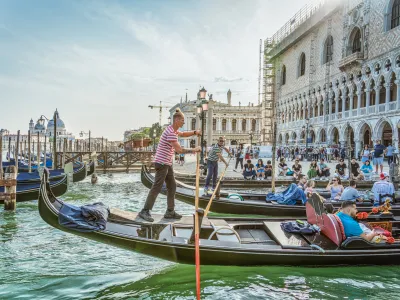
339;180;362;201
386;143;395;166
373;140;386;174
337;201;378;241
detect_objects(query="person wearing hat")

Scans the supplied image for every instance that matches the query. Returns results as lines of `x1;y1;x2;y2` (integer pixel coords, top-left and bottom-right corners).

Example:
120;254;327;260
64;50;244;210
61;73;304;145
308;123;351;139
371;172;395;205
204;137;230;194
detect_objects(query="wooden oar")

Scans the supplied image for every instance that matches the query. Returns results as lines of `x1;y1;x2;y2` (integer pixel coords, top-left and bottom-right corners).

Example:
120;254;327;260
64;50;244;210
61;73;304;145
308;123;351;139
204;156;232;217
194;138;201;300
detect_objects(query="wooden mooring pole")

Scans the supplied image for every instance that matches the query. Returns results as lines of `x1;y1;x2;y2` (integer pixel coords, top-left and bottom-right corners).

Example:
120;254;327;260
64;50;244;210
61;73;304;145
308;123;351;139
1;165;17;210
37;132;40;168
28;130;32;173
0;132;3;179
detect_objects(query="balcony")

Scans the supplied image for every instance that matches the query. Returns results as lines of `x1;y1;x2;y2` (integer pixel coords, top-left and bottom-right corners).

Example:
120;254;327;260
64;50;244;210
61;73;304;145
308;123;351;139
378;104;386;113
360;108;366;115
368;106;375;114
389;102;397;111
339;51;364;70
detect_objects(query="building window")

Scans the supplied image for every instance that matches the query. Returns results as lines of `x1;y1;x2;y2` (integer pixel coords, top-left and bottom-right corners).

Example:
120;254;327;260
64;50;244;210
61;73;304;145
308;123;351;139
281;65;286;85
323;35;333;64
232;119;237;131
222;119;227;131
352;28;361;53
213;119;216;131
251;119;256;131
191;119;196;130
242;119;246;131
299;53;306;77
392;0;400;29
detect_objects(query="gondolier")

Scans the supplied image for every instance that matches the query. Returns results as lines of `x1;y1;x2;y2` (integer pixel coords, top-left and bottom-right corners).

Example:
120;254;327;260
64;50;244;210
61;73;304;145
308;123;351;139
139;108;201;222
204;137;231;194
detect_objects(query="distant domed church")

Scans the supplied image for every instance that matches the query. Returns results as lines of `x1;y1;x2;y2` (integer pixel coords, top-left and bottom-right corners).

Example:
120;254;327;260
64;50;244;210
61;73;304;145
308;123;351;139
29;109;73;139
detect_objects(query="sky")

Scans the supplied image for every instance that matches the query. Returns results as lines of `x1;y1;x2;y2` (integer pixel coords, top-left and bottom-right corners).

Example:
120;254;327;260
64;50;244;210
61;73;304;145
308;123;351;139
0;0;309;140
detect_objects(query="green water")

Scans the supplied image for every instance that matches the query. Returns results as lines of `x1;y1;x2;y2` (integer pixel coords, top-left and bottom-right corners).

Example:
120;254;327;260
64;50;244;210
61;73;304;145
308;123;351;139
1;173;400;300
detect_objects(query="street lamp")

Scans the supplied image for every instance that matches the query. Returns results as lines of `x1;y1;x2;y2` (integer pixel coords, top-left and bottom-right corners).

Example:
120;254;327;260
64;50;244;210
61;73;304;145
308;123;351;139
249;130;253;149
80;130;91;152
302;118;313;161
151;132;156;152
197;89;208;166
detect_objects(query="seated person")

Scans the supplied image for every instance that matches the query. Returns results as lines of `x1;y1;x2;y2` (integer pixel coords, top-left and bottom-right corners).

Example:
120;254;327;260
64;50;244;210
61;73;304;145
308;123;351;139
264;160;273;179
339;180;363;202
243;159;256;180
255;159;265;181
278;158;288;176
337;201;380;241
360;160;373;180
372;172;395;205
297;174;307;190
307;160;319;179
326;177;344;200
305;180;315;199
318;158;330;178
334;159;348;179
292;160;302;179
350;158;364;180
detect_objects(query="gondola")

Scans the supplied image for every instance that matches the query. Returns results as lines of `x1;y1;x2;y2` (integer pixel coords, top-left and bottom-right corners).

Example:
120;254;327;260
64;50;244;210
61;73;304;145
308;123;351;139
0;173;68;203
39;168;400;266
86;161;95;177
174;171;378;189
16;169;66;184
141;165;400;217
72;162;87;183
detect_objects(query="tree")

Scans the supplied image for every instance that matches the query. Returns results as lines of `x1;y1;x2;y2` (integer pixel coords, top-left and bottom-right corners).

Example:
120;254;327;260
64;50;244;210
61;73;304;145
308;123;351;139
131;132;147;140
149;123;162;138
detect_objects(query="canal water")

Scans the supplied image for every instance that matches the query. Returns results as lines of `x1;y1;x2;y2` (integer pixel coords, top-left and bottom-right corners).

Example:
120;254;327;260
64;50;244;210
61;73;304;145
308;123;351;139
1;173;400;299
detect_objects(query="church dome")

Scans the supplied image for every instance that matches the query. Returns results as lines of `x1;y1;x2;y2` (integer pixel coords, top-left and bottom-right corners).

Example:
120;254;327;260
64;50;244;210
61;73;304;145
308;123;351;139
34;121;46;131
47;109;65;128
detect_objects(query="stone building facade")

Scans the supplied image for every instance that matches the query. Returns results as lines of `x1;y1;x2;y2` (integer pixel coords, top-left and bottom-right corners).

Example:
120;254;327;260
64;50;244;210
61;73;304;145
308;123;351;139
265;0;400;156
169;90;261;148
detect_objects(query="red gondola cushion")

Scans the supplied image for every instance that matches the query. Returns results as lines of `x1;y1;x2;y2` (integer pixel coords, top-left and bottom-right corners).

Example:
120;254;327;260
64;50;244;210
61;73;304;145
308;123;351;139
321;214;344;246
332;214;346;241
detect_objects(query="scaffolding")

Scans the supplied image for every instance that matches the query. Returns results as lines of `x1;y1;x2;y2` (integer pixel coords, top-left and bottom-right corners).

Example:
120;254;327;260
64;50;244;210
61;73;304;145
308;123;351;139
262;38;275;145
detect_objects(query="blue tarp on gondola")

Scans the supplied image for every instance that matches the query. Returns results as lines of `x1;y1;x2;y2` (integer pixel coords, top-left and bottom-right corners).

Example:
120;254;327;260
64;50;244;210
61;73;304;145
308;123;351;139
266;183;307;205
58;202;109;232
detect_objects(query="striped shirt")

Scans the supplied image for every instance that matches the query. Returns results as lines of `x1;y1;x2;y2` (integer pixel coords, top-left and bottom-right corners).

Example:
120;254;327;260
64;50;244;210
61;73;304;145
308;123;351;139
154;125;180;165
208;144;222;162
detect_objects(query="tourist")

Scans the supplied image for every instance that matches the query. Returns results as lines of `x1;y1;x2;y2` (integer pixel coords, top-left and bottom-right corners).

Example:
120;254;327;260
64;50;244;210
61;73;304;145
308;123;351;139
307;160;319;179
245;147;251;160
179;153;185;166
340;180;363;202
243;159;256;180
255;159;265;181
278;158;288;176
360;160;373;180
292;159;302;179
334;148;340;161
372;140;386;174
318;158;330;179
334;159;348;179
204;137;230;194
305;180;315;199
350;157;363;180
326;146;332;163
277;148;282;161
372;172;395;205
139;108;201;222
264;160;273;179
361;145;370;163
234;144;244;171
386;143;395;166
336;201;379;241
326;177;344;200
297;174;307;190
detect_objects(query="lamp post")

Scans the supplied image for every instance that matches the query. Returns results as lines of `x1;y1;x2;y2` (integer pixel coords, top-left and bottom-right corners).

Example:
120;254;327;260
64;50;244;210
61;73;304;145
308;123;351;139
197;87;208;166
151;132;156;152
302;118;313;161
249;130;253;149
79;130;91;152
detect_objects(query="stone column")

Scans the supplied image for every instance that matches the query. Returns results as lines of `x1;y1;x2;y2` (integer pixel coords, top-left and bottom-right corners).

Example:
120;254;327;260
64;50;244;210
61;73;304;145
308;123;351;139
385;83;391;111
329;96;333;118
375;87;380;113
349;89;354;113
357;91;361;115
396;79;400;110
302;104;306;119
207;105;213;146
335;93;339;117
365;88;371;110
355;140;362;160
342;88;347;113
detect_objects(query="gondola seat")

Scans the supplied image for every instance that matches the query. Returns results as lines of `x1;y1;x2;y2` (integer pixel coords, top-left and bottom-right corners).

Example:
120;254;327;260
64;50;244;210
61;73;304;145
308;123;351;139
341;237;400;249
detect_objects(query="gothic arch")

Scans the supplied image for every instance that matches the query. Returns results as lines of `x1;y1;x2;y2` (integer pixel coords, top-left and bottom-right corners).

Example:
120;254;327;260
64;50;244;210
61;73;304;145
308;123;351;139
356;121;373;146
298;52;306;77
384;0;400;31
374;117;394;143
347;26;362;55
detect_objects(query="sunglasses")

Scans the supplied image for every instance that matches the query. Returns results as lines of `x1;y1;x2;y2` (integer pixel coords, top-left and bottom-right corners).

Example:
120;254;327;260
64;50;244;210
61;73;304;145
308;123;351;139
332;179;337;181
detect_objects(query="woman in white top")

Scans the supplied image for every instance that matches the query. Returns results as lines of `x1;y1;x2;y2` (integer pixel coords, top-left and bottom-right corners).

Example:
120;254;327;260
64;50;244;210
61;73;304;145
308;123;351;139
361;145;370;163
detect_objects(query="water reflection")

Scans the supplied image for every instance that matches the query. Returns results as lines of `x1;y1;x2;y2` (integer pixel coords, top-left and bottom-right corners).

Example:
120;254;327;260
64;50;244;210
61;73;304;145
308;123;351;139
0;210;18;242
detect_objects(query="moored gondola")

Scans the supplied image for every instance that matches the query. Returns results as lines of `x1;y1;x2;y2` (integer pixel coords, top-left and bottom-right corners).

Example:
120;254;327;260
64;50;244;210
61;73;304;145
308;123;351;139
39;168;400;266
86;161;95;177
0;173;68;203
72;162;87;183
141;165;400;217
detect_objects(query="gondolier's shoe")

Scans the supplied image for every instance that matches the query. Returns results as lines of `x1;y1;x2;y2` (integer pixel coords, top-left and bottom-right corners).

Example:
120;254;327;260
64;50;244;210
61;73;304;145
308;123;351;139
139;209;154;222
164;210;182;219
